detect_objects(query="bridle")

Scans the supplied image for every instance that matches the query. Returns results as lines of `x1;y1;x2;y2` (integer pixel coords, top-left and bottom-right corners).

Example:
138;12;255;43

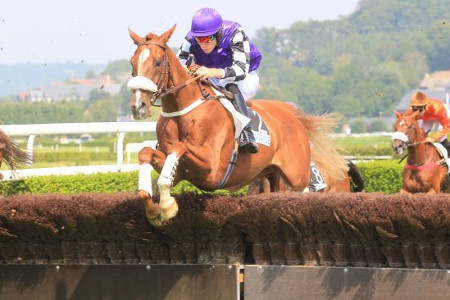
394;117;438;168
127;41;171;105
393;118;426;148
128;42;207;107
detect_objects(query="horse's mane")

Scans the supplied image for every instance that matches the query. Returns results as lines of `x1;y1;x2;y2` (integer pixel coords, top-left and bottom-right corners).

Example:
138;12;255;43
294;109;348;180
0;130;31;170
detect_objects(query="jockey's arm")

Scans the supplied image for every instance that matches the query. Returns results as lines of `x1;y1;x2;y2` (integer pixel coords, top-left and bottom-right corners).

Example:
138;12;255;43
224;28;251;81
176;38;193;73
430;105;450;141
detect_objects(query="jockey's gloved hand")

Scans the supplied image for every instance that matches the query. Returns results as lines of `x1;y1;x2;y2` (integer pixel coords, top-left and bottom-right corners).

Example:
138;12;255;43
195;66;225;79
188;64;200;76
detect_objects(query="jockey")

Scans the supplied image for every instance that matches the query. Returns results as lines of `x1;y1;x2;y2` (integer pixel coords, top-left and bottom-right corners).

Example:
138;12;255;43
176;7;262;154
409;91;450;154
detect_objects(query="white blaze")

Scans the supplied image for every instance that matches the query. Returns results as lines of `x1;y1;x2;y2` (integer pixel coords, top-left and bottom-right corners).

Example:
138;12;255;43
138;48;150;76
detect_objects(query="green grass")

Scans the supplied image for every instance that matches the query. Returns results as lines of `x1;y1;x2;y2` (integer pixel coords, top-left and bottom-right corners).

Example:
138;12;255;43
333;136;392;152
35;146;111;153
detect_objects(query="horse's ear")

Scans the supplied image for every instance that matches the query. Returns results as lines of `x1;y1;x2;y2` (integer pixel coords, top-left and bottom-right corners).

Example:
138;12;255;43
128;28;144;45
394;109;402;118
160;24;177;44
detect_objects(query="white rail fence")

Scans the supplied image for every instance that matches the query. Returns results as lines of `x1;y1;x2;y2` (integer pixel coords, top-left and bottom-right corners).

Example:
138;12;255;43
1;122;157;180
0;123;393;180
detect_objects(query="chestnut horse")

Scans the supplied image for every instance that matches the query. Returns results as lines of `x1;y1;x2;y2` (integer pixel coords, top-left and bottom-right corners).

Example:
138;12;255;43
247;159;364;195
128;26;349;225
0;130;30;179
392;110;450;193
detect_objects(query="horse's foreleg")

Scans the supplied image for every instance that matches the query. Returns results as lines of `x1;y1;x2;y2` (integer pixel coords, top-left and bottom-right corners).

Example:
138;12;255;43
158;144;187;221
138;147;166;226
426;188;438;194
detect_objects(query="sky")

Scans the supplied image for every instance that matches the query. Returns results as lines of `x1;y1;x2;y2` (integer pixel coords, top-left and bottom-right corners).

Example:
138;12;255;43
0;0;360;65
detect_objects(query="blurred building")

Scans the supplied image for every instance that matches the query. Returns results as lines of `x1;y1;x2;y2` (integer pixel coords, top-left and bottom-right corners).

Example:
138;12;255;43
396;71;450;112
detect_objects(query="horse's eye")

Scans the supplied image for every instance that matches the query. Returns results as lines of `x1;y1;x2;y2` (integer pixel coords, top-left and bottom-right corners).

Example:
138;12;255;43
155;60;161;67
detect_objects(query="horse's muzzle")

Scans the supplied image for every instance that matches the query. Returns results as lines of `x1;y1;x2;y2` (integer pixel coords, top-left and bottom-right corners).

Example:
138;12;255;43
392;139;407;155
131;102;149;120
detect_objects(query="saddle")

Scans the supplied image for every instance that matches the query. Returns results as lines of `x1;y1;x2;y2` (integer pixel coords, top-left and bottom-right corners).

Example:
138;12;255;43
432;143;450;172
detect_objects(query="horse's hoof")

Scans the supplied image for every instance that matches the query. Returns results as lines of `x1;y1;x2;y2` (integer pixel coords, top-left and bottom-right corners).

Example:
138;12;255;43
147;215;163;227
161;199;179;220
146;203;161;219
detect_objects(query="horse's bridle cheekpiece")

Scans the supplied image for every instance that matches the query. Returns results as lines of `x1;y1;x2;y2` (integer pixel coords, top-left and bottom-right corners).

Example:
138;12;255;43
127;42;171;106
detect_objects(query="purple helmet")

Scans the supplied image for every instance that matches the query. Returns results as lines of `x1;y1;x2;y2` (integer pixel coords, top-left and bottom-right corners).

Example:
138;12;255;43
190;8;223;37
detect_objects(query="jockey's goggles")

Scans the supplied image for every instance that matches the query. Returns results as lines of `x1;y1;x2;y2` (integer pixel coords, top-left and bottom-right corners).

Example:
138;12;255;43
195;34;216;43
412;105;426;112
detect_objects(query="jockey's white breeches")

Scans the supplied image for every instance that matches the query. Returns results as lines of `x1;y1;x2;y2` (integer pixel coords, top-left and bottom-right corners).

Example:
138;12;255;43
209;71;259;101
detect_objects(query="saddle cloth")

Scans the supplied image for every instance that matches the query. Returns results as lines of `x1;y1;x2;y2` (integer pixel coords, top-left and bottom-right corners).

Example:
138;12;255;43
309;162;327;192
212;88;271;145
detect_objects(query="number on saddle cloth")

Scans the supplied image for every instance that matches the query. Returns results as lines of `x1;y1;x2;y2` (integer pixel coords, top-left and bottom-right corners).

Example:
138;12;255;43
247;108;271;147
309;162;327;192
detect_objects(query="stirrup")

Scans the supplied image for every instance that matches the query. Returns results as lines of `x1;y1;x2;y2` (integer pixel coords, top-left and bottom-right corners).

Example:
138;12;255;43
239;142;259;154
238;129;259;154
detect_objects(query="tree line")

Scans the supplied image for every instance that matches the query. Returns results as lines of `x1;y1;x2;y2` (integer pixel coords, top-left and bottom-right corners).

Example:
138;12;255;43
1;0;449;125
254;0;450;120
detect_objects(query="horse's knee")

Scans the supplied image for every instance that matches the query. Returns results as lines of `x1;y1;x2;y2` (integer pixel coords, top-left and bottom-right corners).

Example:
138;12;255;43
138;147;154;164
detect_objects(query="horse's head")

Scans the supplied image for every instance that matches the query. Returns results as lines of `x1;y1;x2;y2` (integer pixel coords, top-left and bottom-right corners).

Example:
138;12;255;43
392;109;424;154
127;25;177;119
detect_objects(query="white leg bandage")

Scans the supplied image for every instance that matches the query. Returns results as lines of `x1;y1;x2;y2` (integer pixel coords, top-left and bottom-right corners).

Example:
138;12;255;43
158;153;179;209
159;153;179;182
138;164;153;197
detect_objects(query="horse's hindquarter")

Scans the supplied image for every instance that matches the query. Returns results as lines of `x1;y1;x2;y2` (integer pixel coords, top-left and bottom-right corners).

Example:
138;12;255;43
244;100;311;189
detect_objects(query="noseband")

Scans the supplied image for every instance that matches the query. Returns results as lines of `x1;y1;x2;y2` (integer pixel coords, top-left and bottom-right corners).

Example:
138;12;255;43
128;42;207;107
127;42;171;105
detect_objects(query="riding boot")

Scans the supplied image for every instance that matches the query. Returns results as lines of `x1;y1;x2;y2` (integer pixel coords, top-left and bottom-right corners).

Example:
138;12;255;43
441;138;450;155
441;139;450;177
231;93;259;154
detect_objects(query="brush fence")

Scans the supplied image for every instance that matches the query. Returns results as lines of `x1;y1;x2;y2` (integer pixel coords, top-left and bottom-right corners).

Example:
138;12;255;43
0;192;449;299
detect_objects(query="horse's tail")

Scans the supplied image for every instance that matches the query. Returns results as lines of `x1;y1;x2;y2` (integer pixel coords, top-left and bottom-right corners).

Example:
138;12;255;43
0;130;32;170
347;159;365;192
294;110;348;181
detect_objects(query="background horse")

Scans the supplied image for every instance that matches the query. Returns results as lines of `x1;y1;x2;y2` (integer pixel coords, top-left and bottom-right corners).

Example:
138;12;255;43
392;110;449;193
0;130;30;179
128;25;349;225
247;159;365;195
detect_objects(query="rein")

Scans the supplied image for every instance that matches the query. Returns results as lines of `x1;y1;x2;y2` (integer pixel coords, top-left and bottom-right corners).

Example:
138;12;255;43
136;41;230;104
158;75;203;98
